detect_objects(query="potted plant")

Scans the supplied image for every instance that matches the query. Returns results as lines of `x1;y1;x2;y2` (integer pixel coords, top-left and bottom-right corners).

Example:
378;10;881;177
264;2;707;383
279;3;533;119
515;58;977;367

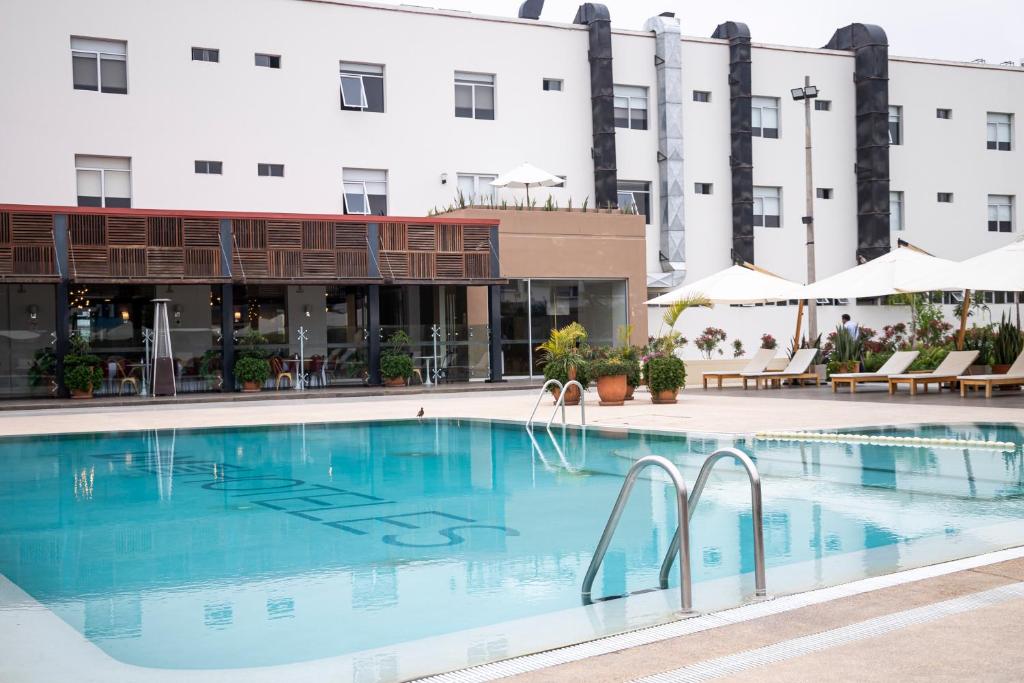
962;325;995;375
536;322;589;405
234;328;271;392
827;324;863;375
29;347;57;392
63;333;103;399
760;333;778;350
616;324;642;400
695;327;727;359
592;357;629;406
380;330;414;387
644;354;686;404
732;339;745;358
992;315;1022;374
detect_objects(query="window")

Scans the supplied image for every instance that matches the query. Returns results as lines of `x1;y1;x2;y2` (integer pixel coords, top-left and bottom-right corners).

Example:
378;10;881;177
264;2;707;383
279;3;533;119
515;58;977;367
257;163;284;177
694;183;713;195
613;85;648;130
889;191;904;231
753;186;781;227
616;181;651;224
816;188;833;199
194;160;223;175
454;72;495;120
937;192;953;203
814;99;831;111
343;168;388;215
693;90;711;103
751;97;779;138
255;53;280;69
987;113;1012;151
339;62;384;112
456;173;498;205
75;155;131;208
988;195;1013;232
71;37;127;94
191;47;219;62
936;108;952;119
888;105;902;145
542;78;563;92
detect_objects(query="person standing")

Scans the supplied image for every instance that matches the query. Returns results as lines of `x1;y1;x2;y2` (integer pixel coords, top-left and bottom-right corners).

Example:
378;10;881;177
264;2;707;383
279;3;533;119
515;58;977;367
841;313;859;339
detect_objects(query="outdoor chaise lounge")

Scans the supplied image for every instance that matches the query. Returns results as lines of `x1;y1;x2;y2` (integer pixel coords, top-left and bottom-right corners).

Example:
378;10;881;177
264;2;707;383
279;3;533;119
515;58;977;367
741;348;820;390
886;350;979;395
830;350;920;393
702;347;777;389
958;350;1024;398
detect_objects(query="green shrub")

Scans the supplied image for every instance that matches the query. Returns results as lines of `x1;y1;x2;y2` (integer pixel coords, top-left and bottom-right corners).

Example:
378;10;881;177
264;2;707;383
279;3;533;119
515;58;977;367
64;361;103;393
591;357;629;378
863;350;893;373
542;357;590;389
908;346;950;371
962;325;996;366
623;357;641;387
993;315;1023;366
379;330;414;380
645;354;686;393
234;355;271;384
236;328;269;359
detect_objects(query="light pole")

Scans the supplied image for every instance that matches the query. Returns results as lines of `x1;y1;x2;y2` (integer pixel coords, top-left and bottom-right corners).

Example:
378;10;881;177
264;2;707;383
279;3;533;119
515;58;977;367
791;77;819;342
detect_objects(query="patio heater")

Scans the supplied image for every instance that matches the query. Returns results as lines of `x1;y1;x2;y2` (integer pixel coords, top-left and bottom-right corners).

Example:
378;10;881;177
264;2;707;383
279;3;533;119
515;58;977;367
151;298;176;396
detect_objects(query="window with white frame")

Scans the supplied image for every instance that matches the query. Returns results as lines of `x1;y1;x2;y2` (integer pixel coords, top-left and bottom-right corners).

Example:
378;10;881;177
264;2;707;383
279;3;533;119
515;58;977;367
617;181;651;223
988;194;1013;232
753;186;780;227
75;155;131;208
456;173;498;205
987;113;1012;151
71;37;127;94
191;47;219;62
340;62;384;113
888;105;902;145
454;72;495;120
257;163;284;177
815;99;831;111
613;85;648;130
255;53;280;69
751;97;779;138
194;160;222;175
693;90;711;103
343;168;388;215
889;191;904;230
542;78;563;92
694;182;713;195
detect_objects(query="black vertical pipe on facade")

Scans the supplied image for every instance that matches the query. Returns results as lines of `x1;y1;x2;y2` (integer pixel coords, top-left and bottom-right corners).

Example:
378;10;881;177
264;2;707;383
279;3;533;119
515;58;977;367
52;214;70;398
574;3;618;209
486;285;504;383
218;219;234;391
711;22;754;265
367;284;381;386
824;24;890;263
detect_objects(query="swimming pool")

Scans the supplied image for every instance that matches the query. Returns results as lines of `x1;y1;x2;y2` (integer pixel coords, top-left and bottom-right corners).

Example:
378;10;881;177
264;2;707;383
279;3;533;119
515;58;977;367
1;419;1022;681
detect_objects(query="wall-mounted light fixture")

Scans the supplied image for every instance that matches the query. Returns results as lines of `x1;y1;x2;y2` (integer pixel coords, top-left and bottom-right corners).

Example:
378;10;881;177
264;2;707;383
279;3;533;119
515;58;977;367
173;305;182;324
303;305;311;318
440;172;448;185
233;310;242;322
26;304;38;321
120;309;130;323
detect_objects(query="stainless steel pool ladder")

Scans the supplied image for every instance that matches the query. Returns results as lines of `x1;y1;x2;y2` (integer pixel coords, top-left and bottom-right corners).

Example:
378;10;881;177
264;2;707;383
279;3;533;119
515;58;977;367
525;379;586;430
581;448;766;613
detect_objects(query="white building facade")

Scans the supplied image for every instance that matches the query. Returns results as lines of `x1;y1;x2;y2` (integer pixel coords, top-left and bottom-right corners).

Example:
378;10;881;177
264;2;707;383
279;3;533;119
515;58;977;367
2;0;1022;357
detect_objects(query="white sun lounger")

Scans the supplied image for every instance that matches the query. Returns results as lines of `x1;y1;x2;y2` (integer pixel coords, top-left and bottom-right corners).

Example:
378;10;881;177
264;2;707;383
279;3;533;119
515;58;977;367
830;350;920;393
741;348;820;390
702;347;777;389
886;350;979;395
958;349;1024;398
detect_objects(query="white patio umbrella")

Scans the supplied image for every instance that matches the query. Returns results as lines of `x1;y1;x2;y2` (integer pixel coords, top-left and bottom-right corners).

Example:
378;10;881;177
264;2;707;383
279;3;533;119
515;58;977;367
489;162;564;205
798;246;957;300
646;264;804;305
900;235;1024;293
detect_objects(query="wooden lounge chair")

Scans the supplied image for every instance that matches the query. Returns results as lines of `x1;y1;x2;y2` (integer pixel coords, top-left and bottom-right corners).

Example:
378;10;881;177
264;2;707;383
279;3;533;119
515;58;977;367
830;350;919;393
958;350;1024;398
741;348;820;390
886;350;979;395
702;347;777;389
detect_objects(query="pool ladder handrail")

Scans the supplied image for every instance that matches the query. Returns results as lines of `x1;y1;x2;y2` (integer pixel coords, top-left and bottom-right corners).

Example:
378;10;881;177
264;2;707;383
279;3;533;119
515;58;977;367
658;447;766;599
582;455;694;612
525;379;586;430
581;448;766;613
526;379;562;428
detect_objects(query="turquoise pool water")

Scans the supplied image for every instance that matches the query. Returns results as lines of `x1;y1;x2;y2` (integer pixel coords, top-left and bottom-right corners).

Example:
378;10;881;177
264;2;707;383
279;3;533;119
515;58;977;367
0;419;1022;674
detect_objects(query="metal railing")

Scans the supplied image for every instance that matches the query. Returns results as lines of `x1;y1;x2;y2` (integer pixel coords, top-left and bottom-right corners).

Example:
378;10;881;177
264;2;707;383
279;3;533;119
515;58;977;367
581;447;766;613
658;447;766;599
546;380;585;429
582;455;694;612
526;379;564;428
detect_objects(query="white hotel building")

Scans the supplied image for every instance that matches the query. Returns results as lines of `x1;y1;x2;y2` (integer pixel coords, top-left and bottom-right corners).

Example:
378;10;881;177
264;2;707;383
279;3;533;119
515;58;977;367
1;0;1022;389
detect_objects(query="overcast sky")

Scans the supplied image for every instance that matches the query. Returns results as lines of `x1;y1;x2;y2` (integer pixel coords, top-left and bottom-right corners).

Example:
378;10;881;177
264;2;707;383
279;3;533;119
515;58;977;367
378;0;1021;64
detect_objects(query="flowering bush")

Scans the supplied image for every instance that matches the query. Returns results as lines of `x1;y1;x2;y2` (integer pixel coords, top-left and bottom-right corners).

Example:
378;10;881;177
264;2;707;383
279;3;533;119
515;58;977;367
732;339;745;358
760;333;777;350
695;327;727;359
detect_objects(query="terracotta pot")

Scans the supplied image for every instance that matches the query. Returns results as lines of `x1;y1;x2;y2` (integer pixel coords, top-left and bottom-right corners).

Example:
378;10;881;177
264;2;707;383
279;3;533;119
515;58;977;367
242;380;262;393
384;376;407;387
651;388;679;404
992;364;1011;374
70;384;94;400
551;386;581;406
625;384;636;400
835;361;859;374
596;374;627;406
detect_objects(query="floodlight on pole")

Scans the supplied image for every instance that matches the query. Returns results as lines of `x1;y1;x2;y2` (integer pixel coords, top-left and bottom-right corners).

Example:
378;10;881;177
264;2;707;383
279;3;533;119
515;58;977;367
791;85;819;101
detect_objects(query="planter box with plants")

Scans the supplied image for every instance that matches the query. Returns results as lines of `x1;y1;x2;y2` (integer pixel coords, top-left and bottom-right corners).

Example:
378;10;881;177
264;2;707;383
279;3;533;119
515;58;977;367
234;329;272;392
644;354;686;404
591;357;629;406
380;330;414;387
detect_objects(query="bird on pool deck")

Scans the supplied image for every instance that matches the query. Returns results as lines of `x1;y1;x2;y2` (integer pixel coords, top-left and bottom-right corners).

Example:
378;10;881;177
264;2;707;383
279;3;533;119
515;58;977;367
417;407;424;419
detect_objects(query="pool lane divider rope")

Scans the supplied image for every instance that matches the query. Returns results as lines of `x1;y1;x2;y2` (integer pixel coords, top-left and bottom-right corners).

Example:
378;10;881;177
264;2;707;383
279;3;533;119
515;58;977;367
754;431;1017;451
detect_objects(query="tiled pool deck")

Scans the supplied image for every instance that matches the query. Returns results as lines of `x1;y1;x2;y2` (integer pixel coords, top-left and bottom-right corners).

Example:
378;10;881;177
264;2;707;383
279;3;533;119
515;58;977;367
1;384;1022;682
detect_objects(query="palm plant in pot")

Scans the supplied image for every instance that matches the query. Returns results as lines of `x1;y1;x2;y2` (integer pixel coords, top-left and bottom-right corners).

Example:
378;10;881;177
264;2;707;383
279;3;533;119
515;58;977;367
234;328;271;392
591;356;629;406
616;324;642;400
642;295;707;404
827;324;863;376
63;333;103;399
380;330;414;386
536;322;589;405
